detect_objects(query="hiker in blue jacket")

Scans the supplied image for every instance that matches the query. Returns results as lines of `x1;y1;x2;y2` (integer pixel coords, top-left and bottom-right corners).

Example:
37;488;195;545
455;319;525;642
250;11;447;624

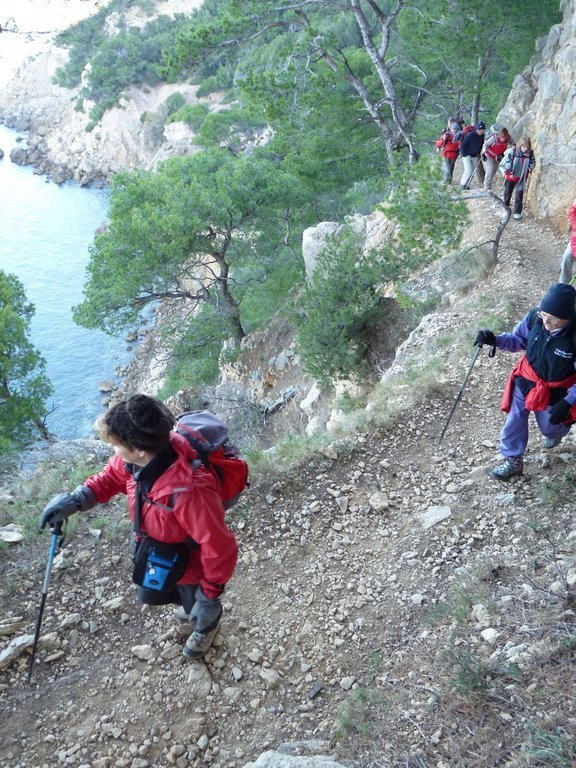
475;284;576;481
459;122;486;189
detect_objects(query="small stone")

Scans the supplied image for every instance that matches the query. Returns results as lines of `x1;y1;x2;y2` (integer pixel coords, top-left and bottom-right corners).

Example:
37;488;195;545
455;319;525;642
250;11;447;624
480;628;499;644
259;667;281;689
308;681;323;699
418;505;452;530
131;645;155;661
410;593;425;606
102;597;125;611
340;676;355;690
368;491;389;512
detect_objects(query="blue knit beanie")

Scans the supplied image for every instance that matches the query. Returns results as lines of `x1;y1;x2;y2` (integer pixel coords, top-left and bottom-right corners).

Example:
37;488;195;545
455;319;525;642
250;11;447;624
539;283;576;320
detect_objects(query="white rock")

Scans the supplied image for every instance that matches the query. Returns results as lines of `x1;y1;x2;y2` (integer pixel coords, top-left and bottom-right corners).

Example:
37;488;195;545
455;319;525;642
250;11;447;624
259;667;281;689
480;628;499;644
187;664;213;698
368;491;389;512
417;505;452;530
340;676;355;690
549;581;565;596
410;593;425;606
0;634;33;670
300;384;321;417
0;523;24;543
131;645;155;661
470;604;491;627
102;597;125;611
242;752;347;768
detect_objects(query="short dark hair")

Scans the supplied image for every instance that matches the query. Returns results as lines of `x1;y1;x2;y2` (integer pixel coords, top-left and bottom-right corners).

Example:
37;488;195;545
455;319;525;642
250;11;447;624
101;394;175;453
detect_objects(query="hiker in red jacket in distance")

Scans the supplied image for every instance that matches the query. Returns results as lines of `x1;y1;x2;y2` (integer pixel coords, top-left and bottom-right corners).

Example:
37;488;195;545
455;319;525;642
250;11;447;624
559;197;576;283
436;121;461;185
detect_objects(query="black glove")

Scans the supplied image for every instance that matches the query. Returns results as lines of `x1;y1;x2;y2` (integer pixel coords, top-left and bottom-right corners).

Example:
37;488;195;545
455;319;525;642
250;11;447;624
39;485;97;530
549;399;571;425
474;329;496;348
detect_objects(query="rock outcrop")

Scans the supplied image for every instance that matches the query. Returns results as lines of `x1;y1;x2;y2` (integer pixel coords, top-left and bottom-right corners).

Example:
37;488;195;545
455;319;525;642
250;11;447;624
497;0;576;227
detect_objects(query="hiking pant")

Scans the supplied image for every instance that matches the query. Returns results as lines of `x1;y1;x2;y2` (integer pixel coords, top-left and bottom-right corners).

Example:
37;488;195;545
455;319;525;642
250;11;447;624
499;384;570;459
483;156;500;190
503;179;524;214
441;156;456;184
559;240;574;284
461;155;485;188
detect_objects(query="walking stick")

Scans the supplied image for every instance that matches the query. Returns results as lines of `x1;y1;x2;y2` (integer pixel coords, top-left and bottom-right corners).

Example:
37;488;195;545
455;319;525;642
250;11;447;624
462;156;482;190
27;521;63;684
439;343;495;442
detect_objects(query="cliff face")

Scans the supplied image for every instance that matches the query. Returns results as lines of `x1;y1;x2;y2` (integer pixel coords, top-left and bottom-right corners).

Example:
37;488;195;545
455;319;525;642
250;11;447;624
0;0;206;184
496;0;576;228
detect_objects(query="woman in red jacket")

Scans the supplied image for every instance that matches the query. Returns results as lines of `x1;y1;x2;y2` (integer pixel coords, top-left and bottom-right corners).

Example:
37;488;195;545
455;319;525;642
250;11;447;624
559;197;576;283
436;122;461;185
482;126;511;190
40;394;238;659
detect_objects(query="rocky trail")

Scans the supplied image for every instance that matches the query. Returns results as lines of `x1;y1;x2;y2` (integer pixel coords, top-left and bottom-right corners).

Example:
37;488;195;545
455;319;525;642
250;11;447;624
2;196;576;768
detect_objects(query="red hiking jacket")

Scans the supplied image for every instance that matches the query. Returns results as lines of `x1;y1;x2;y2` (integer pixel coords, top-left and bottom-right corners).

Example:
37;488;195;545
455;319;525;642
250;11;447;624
484;135;510;161
436;131;460;160
569;203;576;259
500;355;576;424
84;432;238;598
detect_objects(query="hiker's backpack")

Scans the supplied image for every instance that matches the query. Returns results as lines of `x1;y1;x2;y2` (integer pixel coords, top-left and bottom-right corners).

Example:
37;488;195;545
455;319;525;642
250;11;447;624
175;410;249;509
484;123;502;143
499;147;515;178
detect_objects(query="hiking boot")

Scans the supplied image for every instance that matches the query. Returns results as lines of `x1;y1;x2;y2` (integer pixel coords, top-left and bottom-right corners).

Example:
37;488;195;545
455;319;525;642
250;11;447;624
513;212;522;220
183;626;219;659
490;457;523;481
544;436;563;450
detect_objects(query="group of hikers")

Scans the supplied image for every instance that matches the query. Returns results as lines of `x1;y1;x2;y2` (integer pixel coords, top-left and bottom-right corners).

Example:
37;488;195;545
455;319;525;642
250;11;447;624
436;117;536;220
435;118;576;480
35;124;576;665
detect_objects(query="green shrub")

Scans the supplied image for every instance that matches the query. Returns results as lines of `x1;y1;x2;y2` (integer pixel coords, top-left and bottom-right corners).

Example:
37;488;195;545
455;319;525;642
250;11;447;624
296;227;386;387
166;103;210;129
164;91;186;116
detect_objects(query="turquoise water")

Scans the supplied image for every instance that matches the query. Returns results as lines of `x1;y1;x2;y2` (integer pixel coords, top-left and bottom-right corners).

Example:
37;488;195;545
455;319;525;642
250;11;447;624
0;124;130;439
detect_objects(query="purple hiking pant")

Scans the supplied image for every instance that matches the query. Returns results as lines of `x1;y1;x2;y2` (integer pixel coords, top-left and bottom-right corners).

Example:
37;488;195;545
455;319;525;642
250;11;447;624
499;385;571;458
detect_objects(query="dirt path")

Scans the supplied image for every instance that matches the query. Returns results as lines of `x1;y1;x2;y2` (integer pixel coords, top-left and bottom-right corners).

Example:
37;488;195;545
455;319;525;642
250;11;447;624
2;196;576;768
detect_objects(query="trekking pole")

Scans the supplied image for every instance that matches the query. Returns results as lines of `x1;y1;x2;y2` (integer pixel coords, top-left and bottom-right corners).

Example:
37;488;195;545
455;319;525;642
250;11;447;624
26;521;63;684
463;156;482;190
524;171;532;199
439;343;495;442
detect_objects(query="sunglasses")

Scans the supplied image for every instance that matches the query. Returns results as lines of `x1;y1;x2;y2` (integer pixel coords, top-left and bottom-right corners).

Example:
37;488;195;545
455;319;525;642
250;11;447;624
538;311;569;328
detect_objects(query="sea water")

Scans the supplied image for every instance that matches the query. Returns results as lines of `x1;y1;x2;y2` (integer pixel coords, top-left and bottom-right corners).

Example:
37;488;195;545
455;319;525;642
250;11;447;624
0;124;131;439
